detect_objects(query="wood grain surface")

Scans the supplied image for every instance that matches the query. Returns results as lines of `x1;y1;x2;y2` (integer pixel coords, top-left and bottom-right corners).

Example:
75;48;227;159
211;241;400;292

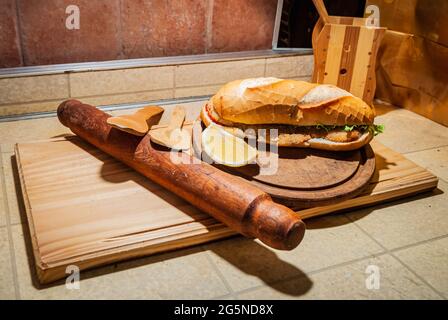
56;100;306;253
15;137;438;284
312;17;386;104
193;124;376;208
234;148;361;189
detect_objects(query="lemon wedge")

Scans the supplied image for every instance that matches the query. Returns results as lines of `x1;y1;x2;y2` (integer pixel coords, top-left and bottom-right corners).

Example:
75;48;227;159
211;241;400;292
201;125;257;167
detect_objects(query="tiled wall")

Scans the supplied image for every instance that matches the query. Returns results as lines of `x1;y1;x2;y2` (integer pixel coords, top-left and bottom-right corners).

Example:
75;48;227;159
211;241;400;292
0;54;313;116
0;0;278;68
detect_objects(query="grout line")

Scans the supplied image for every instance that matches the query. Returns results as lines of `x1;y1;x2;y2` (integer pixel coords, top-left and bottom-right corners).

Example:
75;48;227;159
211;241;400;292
0;71;314;112
211;293;235;300
69;83;216;99
205;0;214;54
389;253;446;299
0;97;69;108
172;66;176;98
389;234;448;254
288;251;388;275
345;213;446;299
0;59;317;109
402;144;448;155
291;76;312;81
117;0;124;60
344;213;448;255
0;82;218;110
172;83;224;90
13;0;25;66
0;150;21;300
233;251;390;298
233;216;448;298
201;245;237;298
263;58;267;76
66;73;71;98
67;87;175;101
0;57;314;116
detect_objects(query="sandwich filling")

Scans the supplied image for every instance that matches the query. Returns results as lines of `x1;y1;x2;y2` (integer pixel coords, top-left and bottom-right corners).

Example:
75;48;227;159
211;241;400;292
203;103;383;146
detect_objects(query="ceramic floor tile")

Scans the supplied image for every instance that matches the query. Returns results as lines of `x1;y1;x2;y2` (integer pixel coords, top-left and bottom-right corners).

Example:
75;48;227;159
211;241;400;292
0;143;15;154
0;99;65;117
405;146;448;182
0;165;6;227
69;66;174;97
237;254;441;299
265;55;314;78
203;237;307;293
11;224;229;299
77;89;174;108
374;104;448;154
113;252;230;300
174;85;221;99
0;116;70;152
394;236;448;298
291;76;312;82
0;227;16;299
347;179;448;250
203;215;384;292
175;59;265;87
276;215;385;271
2;153;23;225
0;75;69;105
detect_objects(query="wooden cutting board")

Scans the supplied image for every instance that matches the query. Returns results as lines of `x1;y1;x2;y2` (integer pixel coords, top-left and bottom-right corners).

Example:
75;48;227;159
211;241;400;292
15;137;438;284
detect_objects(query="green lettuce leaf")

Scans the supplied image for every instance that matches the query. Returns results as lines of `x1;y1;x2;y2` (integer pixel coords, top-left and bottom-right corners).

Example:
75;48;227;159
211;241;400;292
344;125;356;132
370;124;385;136
315;124;385;136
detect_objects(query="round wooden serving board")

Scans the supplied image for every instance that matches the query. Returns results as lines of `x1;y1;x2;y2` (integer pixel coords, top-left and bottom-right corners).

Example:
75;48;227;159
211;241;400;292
193;124;376;209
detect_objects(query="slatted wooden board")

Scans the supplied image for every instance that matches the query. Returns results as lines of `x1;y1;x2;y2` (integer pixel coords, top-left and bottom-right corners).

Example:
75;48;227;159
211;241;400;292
15;138;438;284
312;16;386;104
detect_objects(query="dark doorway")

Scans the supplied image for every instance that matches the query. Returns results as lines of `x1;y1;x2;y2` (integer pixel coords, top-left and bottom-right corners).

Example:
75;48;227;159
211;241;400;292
275;0;367;49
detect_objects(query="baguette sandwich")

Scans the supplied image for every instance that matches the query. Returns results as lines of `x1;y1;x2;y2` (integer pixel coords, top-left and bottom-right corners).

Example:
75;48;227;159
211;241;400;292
200;77;383;151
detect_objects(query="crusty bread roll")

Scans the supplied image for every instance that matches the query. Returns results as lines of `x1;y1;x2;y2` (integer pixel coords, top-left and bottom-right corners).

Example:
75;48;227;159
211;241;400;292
210;78;374;125
200;78;377;151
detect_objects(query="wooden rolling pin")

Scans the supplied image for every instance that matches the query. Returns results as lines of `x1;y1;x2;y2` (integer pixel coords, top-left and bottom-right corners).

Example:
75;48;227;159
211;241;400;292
57;100;306;250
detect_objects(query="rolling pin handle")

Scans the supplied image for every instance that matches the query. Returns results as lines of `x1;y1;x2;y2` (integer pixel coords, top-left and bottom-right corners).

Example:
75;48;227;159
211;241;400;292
246;197;306;250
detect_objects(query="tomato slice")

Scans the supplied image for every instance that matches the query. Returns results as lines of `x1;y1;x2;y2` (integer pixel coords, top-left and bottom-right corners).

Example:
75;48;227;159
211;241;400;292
205;103;224;125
